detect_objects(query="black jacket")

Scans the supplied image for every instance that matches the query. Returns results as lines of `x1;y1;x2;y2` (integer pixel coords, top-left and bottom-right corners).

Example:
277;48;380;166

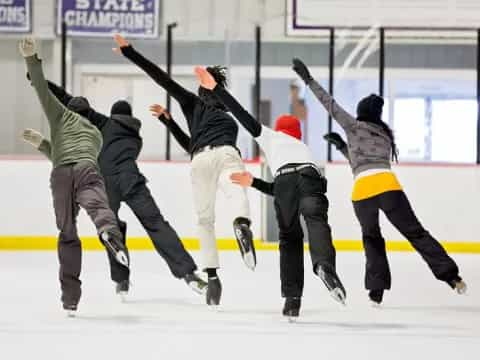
47;81;142;176
120;45;238;155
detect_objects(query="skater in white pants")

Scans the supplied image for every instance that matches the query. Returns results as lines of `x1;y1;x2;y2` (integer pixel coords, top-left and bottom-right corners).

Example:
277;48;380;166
112;34;256;307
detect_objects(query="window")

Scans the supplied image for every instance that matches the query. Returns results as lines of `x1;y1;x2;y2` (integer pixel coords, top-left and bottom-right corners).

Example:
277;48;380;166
431;99;477;163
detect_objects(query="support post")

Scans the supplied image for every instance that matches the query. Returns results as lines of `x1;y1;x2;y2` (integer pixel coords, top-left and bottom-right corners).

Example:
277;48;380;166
165;22;177;160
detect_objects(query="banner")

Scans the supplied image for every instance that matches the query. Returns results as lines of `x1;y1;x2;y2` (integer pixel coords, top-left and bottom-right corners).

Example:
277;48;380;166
0;0;31;33
57;0;160;38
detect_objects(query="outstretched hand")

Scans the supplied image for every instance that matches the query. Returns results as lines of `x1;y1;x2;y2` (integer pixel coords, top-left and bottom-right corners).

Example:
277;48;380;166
149;104;171;119
112;33;129;54
292;58;313;83
19;37;36;58
230;171;254;188
22;128;44;148
323;132;347;149
194;66;217;90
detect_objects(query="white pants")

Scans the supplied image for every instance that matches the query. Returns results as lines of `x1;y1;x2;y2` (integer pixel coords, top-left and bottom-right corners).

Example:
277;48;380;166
191;145;250;269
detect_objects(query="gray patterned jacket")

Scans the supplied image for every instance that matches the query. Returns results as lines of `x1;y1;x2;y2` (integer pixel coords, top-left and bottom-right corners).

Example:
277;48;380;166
307;79;392;177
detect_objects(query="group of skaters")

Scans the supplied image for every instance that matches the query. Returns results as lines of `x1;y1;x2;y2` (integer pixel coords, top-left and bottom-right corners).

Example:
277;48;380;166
18;34;467;319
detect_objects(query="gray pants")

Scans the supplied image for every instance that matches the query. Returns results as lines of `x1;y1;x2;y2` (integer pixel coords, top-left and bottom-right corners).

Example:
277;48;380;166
50;162;120;306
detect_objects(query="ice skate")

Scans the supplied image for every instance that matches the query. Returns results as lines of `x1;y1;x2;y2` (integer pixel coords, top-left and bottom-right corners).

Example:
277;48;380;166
233;218;256;271
451;279;467;295
116;279;130;302
206;276;222;307
63;303;77;318
101;231;129;267
369;289;383;307
184;272;208;295
316;265;346;305
282;297;301;322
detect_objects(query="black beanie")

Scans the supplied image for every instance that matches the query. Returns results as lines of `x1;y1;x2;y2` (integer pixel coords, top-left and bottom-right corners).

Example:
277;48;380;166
110;100;132;116
67;96;90;117
356;94;384;122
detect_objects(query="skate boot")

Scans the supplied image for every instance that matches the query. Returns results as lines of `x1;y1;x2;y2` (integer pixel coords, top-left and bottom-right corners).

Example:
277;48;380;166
369;289;384;307
233;217;256;271
316;265;346;305
101;230;129;267
63;303;77;318
283;297;301;322
184;272;208;295
116;280;130;302
449;277;467;295
206;276;222;307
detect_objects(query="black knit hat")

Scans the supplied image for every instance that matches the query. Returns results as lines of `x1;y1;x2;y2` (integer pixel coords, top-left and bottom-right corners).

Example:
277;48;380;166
356;94;384;122
67;96;90;117
110;100;132;116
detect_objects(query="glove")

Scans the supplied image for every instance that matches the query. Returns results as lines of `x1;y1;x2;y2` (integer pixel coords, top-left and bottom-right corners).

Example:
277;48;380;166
22;128;44;148
292;58;313;83
19;37;37;58
323;132;347;150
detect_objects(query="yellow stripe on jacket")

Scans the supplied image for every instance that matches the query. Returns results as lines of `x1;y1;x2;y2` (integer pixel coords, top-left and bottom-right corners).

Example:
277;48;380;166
352;172;402;201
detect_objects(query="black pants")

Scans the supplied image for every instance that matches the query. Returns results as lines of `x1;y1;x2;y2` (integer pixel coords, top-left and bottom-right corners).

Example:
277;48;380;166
104;171;197;282
353;190;460;291
273;167;336;298
51;162;121;306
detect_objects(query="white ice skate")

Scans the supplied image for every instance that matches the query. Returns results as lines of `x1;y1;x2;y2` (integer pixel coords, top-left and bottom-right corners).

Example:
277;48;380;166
454;280;467;295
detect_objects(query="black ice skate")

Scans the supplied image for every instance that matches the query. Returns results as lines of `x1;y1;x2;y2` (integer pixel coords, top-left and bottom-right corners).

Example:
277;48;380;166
184;273;208;295
100;231;129;267
283;297;301;322
316;265;347;305
116;279;130;302
369;289;384;307
63;303;77;318
233;218;256;271
206;276;222;307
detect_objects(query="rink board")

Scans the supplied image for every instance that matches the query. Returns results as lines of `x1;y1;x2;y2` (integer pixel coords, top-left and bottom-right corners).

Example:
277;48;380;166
0;236;479;253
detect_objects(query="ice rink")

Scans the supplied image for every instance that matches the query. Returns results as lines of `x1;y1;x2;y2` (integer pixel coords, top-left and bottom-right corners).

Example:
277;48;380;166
0;250;478;360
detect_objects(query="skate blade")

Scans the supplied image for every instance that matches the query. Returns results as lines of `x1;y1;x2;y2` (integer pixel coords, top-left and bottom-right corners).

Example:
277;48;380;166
207;304;220;312
287;316;298;323
455;281;467;295
370;300;382;308
330;288;346;306
118;291;128;303
65;310;77;318
116;251;129;267
242;251;256;271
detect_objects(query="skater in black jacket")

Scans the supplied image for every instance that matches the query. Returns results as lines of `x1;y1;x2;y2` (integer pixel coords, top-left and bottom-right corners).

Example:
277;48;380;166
113;34;256;307
194;66;347;319
44;81;207;297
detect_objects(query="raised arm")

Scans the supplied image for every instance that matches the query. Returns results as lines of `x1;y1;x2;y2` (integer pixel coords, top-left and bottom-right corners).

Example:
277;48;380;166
194;66;261;137
47;80;109;130
230;172;274;197
22;129;52;160
150;104;191;152
19;38;65;126
292;58;356;131
113;34;196;108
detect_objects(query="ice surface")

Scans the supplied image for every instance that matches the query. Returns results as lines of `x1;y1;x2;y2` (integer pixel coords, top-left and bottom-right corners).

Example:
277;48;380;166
0;251;478;360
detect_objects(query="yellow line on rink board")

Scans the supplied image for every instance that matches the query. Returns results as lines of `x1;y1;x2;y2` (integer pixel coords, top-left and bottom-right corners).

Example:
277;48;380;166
0;236;479;253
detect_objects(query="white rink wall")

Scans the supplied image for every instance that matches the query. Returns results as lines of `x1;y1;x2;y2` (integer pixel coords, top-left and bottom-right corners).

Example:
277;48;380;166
0;160;262;239
1;160;480;243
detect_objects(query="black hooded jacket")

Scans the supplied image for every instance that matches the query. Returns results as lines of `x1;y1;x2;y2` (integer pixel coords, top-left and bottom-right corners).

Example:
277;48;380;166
120;45;238;155
48;81;142;176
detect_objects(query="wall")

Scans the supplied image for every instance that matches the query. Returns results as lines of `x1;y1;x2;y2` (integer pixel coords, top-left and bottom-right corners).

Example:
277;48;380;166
2;160;480;244
0;160;262;239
